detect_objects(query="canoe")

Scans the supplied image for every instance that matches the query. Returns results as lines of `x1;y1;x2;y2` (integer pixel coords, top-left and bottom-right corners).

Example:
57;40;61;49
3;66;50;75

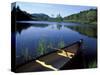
16;39;83;72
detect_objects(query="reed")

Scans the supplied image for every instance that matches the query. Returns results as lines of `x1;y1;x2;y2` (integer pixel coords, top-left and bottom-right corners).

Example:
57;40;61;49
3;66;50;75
37;39;46;55
88;60;97;68
58;40;65;48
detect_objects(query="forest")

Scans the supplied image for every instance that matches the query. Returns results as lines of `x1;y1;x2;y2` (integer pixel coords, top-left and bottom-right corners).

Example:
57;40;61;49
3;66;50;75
64;9;97;25
11;6;97;25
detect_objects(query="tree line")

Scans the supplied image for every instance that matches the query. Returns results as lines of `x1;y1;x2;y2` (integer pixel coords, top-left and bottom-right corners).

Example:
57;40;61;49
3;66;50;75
63;9;97;25
11;6;97;25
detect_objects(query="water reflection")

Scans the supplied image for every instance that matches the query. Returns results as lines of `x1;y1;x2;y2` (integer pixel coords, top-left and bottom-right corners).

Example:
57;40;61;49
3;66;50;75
66;25;97;38
56;24;62;30
15;21;97;68
16;23;49;33
16;23;31;33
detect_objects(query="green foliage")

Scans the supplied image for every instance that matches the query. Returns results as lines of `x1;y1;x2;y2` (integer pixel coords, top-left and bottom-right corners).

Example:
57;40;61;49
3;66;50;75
67;25;97;38
55;14;63;22
58;40;65;48
11;6;33;21
64;9;97;24
31;14;50;21
37;39;46;55
86;9;97;22
88;60;97;68
12;5;97;24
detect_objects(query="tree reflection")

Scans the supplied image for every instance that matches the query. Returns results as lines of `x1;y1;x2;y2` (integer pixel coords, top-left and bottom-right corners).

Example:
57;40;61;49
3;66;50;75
56;24;62;30
16;23;49;34
66;25;97;38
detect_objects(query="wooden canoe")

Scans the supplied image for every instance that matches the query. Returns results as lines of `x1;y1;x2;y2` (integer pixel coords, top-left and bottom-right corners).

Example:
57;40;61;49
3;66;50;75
16;39;83;72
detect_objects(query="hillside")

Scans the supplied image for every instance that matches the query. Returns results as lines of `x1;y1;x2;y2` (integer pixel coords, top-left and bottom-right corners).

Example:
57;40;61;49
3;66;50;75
63;9;97;25
11;6;97;25
31;13;50;21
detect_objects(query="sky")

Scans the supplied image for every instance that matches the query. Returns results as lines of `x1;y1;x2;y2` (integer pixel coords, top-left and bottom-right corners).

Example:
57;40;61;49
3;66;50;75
15;2;96;17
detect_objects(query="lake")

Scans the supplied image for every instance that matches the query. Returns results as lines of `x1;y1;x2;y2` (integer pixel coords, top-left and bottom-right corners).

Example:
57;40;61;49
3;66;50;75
14;21;97;68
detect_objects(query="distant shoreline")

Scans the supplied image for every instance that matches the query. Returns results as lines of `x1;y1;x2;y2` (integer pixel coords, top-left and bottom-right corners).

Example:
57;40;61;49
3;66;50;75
16;20;96;26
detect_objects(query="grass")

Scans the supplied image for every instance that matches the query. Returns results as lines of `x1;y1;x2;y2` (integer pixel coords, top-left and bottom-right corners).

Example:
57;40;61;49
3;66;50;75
88;60;97;68
37;39;47;55
58;40;65;48
37;39;65;55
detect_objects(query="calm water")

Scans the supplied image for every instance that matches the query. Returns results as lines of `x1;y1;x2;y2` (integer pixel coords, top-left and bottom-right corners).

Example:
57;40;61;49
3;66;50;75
15;21;97;68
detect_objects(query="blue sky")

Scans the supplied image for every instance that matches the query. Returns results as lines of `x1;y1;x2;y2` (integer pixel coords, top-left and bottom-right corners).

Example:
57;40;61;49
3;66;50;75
16;2;96;17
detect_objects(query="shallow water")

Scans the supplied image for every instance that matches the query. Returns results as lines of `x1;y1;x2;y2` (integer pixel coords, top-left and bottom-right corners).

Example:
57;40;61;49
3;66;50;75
15;21;97;68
